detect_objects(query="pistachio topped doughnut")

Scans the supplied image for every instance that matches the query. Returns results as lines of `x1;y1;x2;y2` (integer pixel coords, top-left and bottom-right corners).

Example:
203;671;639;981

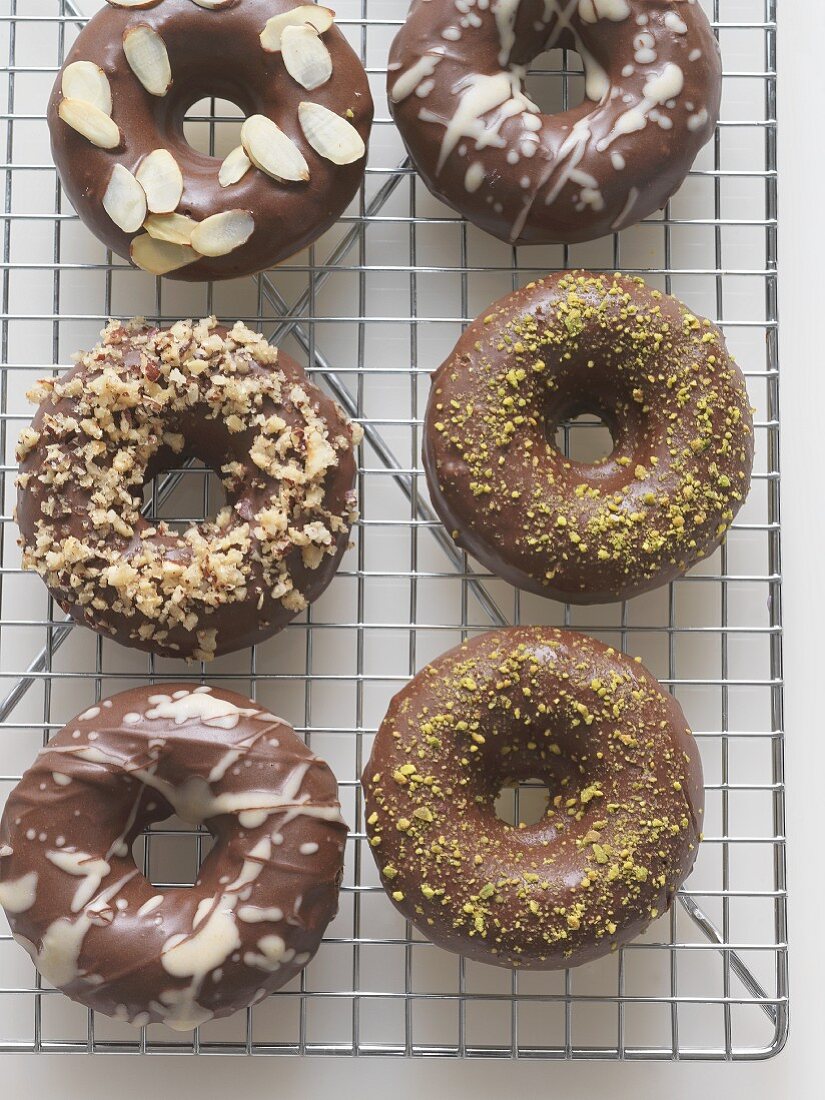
363;628;703;969
48;0;373;279
388;0;721;244
0;685;347;1030
16;317;361;660
424;272;753;604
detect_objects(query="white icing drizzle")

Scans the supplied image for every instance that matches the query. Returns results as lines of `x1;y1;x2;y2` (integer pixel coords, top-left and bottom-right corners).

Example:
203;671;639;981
28;870;137;989
104;785;146;861
611;183;640;228
299;842;319;856
492;0;521;66
464;161;486;192
243;934;294;973
77;707;100;721
391;49;445;103
634;30;656;64
43;744;345;831
544;117;596;205
664;11;688;34
237;905;284;924
541;0;611;102
688;106;709;132
156;834;273;1030
424;70;540;173
597;63;685;150
0;870;38;913
144;691;260;730
45;849;111;913
208;747;244;784
137;894;164;917
206;726;272;784
578;0;630;22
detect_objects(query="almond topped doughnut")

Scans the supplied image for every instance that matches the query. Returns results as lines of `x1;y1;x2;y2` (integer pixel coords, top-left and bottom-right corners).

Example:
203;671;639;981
424;271;753;604
48;0;373;279
16;317;361;660
388;0;721;244
0;685;347;1030
363;628;704;969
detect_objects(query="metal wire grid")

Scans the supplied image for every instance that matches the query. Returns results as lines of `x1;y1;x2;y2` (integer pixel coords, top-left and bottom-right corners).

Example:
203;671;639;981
0;0;785;1059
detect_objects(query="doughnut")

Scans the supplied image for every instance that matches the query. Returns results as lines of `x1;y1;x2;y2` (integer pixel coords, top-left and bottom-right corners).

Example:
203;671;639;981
424;271;753;603
388;0;721;245
0;684;347;1030
48;0;373;280
16;317;361;660
362;627;703;969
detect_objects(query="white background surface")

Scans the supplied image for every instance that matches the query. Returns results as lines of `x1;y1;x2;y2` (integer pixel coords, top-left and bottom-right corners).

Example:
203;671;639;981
1;1;819;1096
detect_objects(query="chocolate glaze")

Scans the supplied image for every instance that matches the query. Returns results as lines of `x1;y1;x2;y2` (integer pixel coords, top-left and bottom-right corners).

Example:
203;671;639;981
48;0;373;280
16;317;361;660
423;271;753;604
388;0;721;245
363;627;703;969
0;684;347;1030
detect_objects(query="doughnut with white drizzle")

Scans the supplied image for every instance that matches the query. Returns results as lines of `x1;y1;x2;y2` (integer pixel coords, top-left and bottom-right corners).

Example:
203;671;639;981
388;0;721;244
0;685;347;1031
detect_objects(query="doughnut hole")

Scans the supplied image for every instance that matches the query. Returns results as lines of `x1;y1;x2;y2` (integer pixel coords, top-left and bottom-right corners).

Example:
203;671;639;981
150;31;258;167
544;388;621;467
132;814;216;890
541;371;650;479
550;410;616;464
523;48;586;116
484;741;586;837
142;458;229;537
137;409;253;539
182;96;246;161
494;778;551;828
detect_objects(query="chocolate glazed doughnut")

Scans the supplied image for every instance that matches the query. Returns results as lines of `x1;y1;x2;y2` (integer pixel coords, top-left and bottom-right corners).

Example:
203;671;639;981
363;628;703;969
0;685;347;1030
48;0;373;279
388;0;721;245
424;272;753;603
16;317;361;660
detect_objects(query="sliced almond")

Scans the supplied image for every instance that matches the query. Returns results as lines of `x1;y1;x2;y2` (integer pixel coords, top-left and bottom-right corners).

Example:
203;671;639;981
298;101;364;165
281;25;332;91
135;149;183;213
241;114;309;183
218;145;252;187
189;0;237;8
260;5;335;52
58;98;121;150
123;25;172;97
130;233;198;275
107;1;162;9
189;209;254;256
102;164;147;233
61;62;112;116
144;212;198;245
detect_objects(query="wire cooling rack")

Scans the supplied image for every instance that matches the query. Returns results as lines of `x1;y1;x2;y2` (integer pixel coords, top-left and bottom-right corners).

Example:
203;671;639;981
0;0;785;1060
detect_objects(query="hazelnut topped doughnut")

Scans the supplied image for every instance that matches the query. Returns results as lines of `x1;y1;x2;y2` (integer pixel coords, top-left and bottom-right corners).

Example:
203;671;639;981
363;628;704;969
49;1;373;279
388;0;721;244
0;685;347;1030
16;317;361;660
424;272;753;604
